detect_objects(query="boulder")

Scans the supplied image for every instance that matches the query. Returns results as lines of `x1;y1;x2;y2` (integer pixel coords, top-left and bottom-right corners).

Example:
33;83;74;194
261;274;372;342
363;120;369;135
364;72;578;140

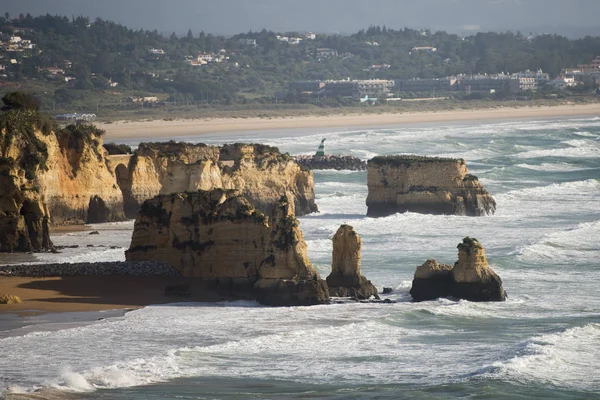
366;155;496;217
0;294;22;304
410;237;506;302
126;189;328;306
326;224;379;300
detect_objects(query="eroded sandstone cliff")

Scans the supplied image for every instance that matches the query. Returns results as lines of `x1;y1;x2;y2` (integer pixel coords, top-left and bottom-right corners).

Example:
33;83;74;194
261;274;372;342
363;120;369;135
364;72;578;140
366;156;496;217
0;110;126;251
326;224;379;299
410;237;507;302
125;189;328;306
122;142;318;219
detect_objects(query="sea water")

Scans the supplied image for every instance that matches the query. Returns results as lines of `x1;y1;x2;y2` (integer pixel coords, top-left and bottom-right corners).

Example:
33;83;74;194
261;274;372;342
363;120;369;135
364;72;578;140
1;117;599;399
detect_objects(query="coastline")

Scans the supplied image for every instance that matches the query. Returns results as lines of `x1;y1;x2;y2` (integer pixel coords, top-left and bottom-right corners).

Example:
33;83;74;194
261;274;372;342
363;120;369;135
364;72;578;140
0;275;231;319
97;103;600;140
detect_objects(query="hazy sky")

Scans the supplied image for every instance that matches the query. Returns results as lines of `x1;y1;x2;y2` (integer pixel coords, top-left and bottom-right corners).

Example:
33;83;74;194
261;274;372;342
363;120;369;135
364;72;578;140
2;0;599;37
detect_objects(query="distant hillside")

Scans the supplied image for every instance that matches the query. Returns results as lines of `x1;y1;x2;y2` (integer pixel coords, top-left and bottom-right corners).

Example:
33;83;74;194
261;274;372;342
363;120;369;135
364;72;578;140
1;15;599;110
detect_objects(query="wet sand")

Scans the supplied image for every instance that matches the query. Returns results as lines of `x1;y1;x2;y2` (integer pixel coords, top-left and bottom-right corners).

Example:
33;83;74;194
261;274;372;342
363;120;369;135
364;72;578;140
97;104;600;140
0;276;230;316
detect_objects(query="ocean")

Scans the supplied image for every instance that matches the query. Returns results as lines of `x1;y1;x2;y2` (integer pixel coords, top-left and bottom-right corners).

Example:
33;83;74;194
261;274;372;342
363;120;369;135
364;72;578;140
1;116;599;399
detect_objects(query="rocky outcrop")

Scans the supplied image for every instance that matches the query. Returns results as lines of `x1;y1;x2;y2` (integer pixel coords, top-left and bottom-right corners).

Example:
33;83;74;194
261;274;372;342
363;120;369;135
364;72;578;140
0;112;125;248
293;155;367;171
366;156;496;217
125;189;328;306
410;237;507;302
326;225;379;299
0;294;22;304
122;142;317;218
0;157;53;252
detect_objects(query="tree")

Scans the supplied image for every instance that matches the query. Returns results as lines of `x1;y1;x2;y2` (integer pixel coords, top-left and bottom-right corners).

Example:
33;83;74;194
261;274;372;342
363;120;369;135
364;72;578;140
1;92;41;111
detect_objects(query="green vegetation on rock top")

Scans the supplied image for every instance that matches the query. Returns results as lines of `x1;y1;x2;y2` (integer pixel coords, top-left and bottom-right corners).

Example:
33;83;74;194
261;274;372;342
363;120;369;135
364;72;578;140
368;155;465;167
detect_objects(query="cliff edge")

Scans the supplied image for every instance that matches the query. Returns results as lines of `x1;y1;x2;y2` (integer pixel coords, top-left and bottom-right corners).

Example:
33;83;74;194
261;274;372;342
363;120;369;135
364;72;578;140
366;155;496;217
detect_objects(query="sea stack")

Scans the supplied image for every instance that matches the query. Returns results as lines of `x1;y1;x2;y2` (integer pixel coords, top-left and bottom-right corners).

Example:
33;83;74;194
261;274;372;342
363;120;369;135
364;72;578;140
366;155;496;217
410;237;506;302
125;189;329;306
326;225;379;300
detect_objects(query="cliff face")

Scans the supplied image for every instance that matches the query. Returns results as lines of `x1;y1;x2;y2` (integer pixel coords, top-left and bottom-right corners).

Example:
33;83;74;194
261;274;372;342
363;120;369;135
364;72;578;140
125;189;328;306
0;157;52;252
124;142;317;218
366;156;496;217
410;237;506;302
0;111;124;251
36;126;125;224
326;224;379;299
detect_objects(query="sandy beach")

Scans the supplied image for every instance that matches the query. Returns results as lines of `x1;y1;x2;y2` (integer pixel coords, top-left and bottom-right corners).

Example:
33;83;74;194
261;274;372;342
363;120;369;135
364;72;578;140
98;104;600;140
0;276;231;316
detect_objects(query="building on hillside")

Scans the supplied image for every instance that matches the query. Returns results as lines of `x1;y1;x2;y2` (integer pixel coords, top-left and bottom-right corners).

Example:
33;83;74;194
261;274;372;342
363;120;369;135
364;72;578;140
290;80;326;95
514;69;550;88
55;113;97;123
323;79;394;98
411;46;437;53
316;48;338;58
456;75;520;93
238;38;257;47
396;77;457;92
548;76;577;89
148;48;165;55
304;32;316;40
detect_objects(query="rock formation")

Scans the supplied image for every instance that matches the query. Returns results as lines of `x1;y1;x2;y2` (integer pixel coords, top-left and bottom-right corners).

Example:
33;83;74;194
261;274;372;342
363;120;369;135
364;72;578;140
366;156;496;217
125;189;328;306
293;155;367;171
410;237;507;302
0;110;125;251
326;224;379;299
0;294;22;304
0;157;53;252
121;142;318;218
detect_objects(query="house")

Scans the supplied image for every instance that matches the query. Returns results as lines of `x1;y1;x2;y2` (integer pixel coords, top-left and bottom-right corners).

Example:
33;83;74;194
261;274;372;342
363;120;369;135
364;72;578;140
9;36;22;44
316;48;338;58
304;32;316;40
411;46;437;53
238;38;257;47
148;48;165;55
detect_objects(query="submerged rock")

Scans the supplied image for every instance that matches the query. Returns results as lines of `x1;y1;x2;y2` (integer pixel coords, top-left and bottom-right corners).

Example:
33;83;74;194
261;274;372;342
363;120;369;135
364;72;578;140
326;225;379;300
125;189;329;306
410;237;506;302
366;155;496;217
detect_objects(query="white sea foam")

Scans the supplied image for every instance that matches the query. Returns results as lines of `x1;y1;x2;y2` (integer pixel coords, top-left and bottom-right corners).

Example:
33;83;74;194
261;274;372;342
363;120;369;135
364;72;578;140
514;162;593;172
517;221;600;264
491;324;600;391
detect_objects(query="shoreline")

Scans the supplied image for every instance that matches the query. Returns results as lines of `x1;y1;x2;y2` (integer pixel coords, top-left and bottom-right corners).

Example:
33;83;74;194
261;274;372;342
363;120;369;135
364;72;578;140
97;103;600;140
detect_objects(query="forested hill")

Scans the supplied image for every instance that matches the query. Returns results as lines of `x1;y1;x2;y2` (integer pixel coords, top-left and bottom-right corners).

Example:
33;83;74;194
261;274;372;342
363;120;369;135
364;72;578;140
2;14;600;106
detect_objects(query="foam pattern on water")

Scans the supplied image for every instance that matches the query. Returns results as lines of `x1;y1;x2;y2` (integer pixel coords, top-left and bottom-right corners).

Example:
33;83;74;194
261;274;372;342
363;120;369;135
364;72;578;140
2;116;600;397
